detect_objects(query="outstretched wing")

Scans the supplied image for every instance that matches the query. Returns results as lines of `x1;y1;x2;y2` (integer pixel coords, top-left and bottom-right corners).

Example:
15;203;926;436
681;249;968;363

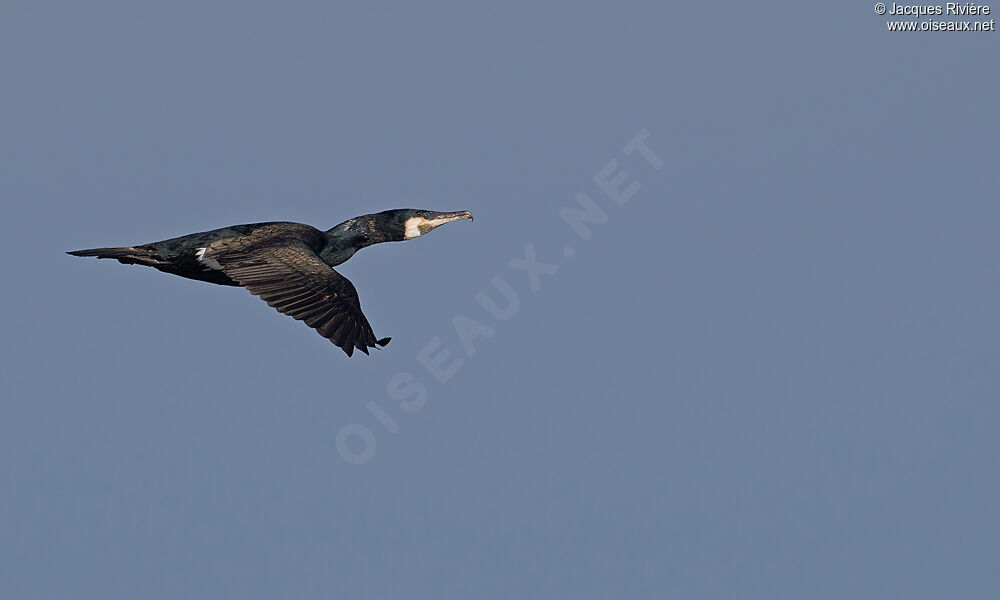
204;239;390;356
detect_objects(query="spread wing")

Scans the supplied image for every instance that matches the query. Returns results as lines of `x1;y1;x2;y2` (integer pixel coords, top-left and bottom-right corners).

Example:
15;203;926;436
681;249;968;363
204;239;390;356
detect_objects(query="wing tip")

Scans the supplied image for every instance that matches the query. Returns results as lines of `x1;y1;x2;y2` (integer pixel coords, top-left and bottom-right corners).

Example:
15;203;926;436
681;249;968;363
336;336;391;357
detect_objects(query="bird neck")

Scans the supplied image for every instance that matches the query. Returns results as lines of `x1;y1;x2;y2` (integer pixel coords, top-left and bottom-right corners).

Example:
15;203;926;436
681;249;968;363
321;215;397;265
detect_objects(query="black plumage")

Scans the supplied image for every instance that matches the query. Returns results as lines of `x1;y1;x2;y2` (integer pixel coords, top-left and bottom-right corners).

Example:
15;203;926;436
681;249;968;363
68;209;473;356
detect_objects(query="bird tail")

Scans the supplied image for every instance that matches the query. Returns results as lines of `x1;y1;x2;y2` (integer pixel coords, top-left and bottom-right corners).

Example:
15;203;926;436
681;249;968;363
67;246;166;266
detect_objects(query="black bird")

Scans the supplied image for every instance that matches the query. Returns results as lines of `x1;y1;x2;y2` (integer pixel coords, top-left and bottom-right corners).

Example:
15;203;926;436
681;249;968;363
68;209;474;356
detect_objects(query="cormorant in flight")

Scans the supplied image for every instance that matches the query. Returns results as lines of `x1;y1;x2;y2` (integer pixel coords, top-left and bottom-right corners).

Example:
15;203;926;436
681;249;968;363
68;209;474;356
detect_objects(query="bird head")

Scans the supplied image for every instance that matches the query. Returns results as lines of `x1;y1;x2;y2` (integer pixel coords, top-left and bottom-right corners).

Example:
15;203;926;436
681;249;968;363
382;209;474;241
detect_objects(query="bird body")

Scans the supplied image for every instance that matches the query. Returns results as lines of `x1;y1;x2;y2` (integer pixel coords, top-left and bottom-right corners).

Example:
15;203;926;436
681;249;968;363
69;209;473;356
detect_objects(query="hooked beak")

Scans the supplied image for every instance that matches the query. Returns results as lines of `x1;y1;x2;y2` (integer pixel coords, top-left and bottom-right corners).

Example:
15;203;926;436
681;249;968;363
405;210;474;240
421;210;473;232
427;210;473;224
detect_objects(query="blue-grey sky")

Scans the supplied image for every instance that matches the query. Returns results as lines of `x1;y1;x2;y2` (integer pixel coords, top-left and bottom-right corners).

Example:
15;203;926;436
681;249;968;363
2;2;998;598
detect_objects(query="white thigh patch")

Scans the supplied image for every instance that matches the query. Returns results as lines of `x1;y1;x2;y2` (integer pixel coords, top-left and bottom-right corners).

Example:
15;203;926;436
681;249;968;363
195;247;223;270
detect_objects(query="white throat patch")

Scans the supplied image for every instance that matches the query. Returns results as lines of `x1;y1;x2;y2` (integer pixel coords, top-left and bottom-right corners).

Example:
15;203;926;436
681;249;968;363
404;217;425;240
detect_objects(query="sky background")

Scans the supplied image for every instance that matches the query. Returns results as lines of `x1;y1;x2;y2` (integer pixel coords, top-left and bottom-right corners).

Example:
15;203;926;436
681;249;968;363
2;2;998;598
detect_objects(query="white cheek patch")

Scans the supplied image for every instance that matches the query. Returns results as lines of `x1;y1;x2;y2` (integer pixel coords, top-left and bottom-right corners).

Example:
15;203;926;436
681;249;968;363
195;247;222;270
404;217;424;240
